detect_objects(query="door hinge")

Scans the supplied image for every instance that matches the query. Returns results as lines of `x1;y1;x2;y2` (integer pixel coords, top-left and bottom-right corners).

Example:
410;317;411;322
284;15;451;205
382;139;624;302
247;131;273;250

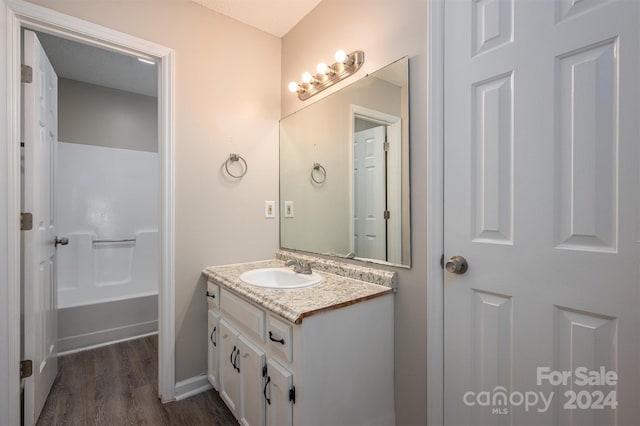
21;65;33;83
262;364;267;377
20;360;33;379
383;210;390;220
383;141;390;152
21;212;33;231
440;254;444;269
289;386;296;404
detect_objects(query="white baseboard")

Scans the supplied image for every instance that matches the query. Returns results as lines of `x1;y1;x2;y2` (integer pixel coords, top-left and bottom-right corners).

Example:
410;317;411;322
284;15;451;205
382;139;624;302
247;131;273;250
58;331;158;356
175;374;212;401
57;320;158;354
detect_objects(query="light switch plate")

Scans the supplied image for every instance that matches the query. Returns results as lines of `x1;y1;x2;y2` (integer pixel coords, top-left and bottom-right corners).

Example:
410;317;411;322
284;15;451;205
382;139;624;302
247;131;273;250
265;201;275;218
284;201;294;218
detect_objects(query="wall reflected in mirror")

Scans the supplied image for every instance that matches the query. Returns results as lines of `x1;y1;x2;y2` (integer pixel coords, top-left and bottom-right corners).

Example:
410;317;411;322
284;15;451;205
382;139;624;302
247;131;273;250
280;57;410;267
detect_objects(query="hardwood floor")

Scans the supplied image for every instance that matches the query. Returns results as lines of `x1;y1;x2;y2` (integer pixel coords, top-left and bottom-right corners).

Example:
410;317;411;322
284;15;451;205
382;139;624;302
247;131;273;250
37;335;237;426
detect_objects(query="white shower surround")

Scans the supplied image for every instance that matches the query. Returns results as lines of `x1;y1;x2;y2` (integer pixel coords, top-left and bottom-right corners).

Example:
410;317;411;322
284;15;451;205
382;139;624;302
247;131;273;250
56;142;159;308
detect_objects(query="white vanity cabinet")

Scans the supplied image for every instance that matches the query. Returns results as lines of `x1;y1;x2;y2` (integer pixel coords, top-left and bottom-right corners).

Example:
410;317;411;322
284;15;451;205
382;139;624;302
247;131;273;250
206;281;395;426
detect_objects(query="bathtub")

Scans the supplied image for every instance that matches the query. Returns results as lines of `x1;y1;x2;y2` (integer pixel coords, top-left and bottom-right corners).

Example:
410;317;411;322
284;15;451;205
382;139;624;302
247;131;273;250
57;229;159;308
56;141;159;309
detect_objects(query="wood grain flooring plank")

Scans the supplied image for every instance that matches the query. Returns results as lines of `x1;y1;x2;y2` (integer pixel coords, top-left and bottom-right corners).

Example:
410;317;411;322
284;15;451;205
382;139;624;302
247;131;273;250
37;335;237;426
131;384;171;426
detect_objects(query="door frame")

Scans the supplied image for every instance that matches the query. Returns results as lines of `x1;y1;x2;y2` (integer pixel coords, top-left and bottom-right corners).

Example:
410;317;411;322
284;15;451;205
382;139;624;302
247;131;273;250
349;104;402;264
0;0;176;423
426;0;445;425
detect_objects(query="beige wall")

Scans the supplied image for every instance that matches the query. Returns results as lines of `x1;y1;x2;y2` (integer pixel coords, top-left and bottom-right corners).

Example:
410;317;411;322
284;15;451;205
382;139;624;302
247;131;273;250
58;78;158;152
282;1;428;424
27;0;281;382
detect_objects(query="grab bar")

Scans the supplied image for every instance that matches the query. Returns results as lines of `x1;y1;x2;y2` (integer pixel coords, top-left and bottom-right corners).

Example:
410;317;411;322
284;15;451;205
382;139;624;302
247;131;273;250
92;238;136;244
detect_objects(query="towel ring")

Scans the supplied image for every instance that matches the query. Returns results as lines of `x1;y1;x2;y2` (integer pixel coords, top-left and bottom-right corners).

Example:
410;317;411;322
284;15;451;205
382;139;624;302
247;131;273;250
224;153;248;178
311;163;326;184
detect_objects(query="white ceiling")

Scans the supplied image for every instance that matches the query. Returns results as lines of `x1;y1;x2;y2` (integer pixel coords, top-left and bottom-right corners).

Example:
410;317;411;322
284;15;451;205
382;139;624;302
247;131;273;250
37;32;158;98
190;0;323;37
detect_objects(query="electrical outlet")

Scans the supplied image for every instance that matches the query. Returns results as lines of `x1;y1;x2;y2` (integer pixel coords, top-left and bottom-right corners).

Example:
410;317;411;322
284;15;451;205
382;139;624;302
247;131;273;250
265;201;275;218
284;201;294;218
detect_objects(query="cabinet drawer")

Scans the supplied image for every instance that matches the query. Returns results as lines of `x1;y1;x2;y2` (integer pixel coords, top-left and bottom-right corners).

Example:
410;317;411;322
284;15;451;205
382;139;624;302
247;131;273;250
207;281;220;310
266;315;292;362
220;289;265;342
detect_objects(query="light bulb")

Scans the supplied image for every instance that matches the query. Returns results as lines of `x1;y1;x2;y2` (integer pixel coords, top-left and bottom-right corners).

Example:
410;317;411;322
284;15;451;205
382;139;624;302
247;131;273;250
301;72;313;83
288;81;299;93
334;49;347;63
316;62;329;74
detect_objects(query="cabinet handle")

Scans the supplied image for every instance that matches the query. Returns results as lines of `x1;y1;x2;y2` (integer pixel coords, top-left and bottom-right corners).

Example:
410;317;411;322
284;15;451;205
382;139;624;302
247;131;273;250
206;291;216;299
210;326;217;347
233;348;240;373
230;346;236;366
263;376;271;405
268;331;285;345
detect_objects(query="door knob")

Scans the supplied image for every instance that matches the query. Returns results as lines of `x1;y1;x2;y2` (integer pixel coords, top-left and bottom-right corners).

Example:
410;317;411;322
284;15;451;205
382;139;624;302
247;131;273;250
55;236;69;247
445;256;468;274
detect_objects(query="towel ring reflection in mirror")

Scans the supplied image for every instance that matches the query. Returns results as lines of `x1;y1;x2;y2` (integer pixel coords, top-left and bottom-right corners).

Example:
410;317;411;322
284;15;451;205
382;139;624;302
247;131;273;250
311;163;326;184
224;153;248;178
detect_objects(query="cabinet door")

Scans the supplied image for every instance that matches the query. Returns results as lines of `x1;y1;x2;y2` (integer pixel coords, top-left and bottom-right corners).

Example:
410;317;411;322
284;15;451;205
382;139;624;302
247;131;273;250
266;358;293;426
207;309;220;390
219;319;241;415
237;335;266;426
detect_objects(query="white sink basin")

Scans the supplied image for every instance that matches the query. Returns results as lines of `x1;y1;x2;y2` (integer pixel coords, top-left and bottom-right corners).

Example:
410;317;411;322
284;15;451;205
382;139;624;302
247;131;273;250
240;267;323;289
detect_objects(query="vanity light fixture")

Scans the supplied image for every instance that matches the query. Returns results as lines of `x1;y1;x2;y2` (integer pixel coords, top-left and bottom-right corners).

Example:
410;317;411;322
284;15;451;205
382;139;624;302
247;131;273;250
288;49;365;101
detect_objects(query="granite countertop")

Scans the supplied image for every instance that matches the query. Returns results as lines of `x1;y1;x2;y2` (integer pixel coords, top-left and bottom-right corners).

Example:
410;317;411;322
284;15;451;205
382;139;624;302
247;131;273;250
202;256;395;324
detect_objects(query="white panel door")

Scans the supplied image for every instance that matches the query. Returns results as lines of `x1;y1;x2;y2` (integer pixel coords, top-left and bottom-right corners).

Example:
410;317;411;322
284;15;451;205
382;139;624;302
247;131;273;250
219;319;240;415
266;358;293;426
444;1;639;425
238;335;266;426
22;29;59;426
353;126;386;260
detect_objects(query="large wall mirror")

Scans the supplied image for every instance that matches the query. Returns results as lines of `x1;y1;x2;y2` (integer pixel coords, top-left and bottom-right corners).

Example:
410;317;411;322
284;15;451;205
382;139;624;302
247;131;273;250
280;57;410;267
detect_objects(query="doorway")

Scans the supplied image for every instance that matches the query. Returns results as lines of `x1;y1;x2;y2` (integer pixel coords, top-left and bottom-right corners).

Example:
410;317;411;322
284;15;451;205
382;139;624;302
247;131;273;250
21;26;161;426
0;2;176;425
350;105;402;265
40;31;160;352
353;121;387;260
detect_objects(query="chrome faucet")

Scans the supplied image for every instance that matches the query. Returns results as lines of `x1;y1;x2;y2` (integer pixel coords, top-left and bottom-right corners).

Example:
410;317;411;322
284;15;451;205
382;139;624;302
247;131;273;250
285;259;312;274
